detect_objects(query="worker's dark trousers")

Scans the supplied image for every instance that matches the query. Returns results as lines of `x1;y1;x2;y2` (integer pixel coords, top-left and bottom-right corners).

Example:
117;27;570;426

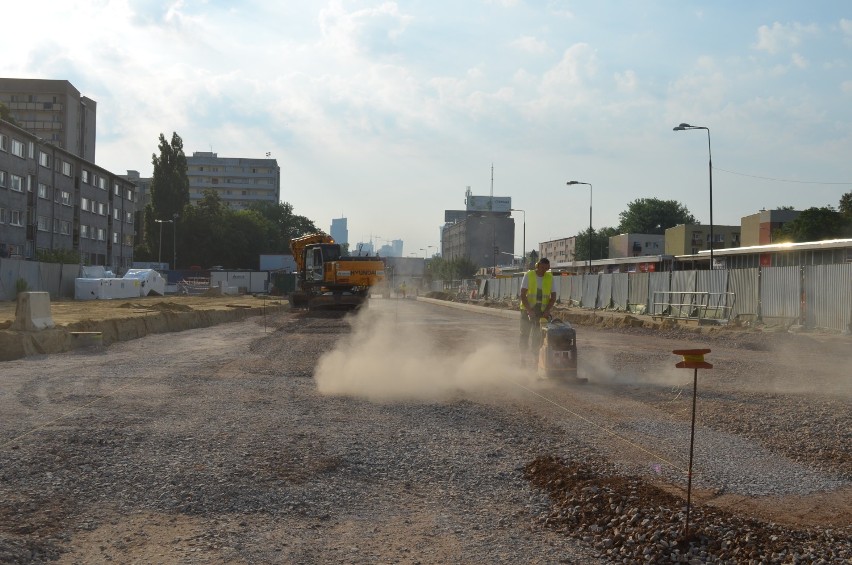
519;310;543;358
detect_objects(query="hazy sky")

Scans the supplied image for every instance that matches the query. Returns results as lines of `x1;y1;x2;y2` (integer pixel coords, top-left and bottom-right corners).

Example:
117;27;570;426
4;1;851;256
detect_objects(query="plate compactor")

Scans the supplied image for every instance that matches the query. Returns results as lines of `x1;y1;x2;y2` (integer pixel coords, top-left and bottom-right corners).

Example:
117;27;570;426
536;318;587;384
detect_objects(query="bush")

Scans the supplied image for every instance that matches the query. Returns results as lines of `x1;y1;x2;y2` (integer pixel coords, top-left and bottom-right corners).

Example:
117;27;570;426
15;278;28;296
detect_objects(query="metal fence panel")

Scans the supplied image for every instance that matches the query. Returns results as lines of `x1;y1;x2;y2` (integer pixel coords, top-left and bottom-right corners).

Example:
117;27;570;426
570;275;583;305
38;262;63;297
628;272;650;314
669;271;697;317
612;273;629;311
760;266;801;324
804;264;852;332
598;273;614;309
697;269;730;319
648;271;671;316
729;268;759;321
582;274;600;309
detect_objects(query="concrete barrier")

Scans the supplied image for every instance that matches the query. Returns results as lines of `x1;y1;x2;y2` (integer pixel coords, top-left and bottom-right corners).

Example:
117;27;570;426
12;291;56;331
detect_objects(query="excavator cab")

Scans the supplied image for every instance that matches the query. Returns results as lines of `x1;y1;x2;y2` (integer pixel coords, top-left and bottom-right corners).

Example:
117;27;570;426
305;244;342;282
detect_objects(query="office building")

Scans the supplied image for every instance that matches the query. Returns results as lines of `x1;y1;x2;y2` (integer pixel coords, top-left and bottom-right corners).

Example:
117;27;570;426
0;78;96;162
0;119;136;268
330;217;348;245
186;152;280;210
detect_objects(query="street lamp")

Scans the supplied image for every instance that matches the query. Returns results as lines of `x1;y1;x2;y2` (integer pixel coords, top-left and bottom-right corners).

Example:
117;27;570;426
566;181;593;272
674;123;714;269
172;213;179;270
510;209;525;269
154;218;173;265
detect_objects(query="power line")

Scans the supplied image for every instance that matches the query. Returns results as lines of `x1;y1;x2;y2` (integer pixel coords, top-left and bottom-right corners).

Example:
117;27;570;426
713;166;852;185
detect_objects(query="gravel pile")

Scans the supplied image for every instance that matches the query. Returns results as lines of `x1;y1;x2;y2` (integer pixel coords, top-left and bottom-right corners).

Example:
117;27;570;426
0;303;849;563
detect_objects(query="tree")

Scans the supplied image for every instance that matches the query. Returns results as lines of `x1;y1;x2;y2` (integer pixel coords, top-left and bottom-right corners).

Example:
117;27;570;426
145;133;189;265
617;198;696;234
773;206;846;242
0;102;18;125
246;201;318;253
426;256;479;281
573;227;618;261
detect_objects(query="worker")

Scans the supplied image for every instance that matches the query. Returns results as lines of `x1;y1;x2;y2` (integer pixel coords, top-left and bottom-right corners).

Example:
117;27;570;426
400;281;407;298
519;257;556;368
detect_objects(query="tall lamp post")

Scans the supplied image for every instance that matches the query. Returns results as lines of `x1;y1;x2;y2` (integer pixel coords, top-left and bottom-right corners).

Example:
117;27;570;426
154;218;173;265
172;213;179;270
566;181;593;272
674;123;714;269
510;208;525;269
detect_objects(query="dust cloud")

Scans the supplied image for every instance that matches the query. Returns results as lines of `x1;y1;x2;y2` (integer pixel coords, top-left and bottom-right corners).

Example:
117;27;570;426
314;308;535;402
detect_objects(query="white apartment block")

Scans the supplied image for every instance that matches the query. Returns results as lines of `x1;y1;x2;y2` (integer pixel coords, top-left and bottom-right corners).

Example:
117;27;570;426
186;152;280;210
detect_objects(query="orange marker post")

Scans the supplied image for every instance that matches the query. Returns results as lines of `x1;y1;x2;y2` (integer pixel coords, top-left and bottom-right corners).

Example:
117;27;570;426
672;348;713;539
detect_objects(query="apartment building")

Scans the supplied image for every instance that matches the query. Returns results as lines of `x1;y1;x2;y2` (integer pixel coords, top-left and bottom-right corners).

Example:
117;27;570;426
608;233;665;258
186;152;280;210
0;119;136;268
664;224;741;256
0;78;97;162
740;209;801;246
539;236;576;264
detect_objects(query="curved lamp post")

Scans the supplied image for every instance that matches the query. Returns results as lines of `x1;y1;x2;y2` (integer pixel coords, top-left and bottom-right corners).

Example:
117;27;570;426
566;181;593;272
673;123;714;269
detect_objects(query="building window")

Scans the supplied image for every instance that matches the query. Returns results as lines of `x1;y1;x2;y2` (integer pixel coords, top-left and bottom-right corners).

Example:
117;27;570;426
113;232;120;244
11;210;24;226
97;228;106;241
82;170;89;184
11;139;24;158
114;208;121;220
126;189;133;201
0;134;7;152
0;207;6;223
125;211;133;223
0;170;6;188
38;183;50;199
62;161;73;176
61;191;72;206
39;151;51;168
98;202;107;215
61;220;71;235
10;174;23;192
53;218;60;233
80;225;89;238
81;197;90;211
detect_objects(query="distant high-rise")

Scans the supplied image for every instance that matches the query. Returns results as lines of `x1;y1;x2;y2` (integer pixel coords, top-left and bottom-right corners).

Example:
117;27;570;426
186;152;280;210
0;78;97;162
330;217;348;245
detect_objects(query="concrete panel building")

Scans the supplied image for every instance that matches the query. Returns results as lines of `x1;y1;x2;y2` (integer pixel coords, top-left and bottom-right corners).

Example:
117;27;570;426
608;233;665;258
740;209;801;247
186;152;280;210
442;212;514;270
0;119;136;269
0;78;97;162
665;224;741;256
539;236;576;265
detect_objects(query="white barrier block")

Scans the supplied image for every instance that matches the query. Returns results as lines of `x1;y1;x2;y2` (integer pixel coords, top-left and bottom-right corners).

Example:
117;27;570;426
12;291;56;331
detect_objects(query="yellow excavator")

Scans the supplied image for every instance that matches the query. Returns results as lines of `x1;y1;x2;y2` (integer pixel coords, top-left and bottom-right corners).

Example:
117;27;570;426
289;233;385;310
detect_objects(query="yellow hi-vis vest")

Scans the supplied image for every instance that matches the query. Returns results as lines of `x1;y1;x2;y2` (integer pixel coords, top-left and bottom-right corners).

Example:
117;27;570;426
520;271;553;310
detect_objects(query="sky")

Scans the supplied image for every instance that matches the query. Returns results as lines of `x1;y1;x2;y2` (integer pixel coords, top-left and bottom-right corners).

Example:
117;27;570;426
3;1;852;257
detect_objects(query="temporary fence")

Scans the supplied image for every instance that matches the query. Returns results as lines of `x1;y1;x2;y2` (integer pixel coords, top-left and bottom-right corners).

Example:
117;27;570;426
434;264;852;333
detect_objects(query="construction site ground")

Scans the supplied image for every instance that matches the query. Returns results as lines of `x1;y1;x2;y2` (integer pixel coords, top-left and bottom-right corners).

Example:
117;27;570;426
0;295;849;563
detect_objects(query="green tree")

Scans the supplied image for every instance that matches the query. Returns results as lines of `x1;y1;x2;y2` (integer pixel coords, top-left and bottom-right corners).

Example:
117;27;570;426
839;192;852;219
574;226;618;261
773;206;846;242
246;201;318;252
426;256;479;280
0;102;18;125
617;198;696;234
146;133;189;265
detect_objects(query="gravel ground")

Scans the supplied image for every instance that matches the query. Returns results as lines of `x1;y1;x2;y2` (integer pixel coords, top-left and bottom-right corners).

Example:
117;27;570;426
0;298;849;564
